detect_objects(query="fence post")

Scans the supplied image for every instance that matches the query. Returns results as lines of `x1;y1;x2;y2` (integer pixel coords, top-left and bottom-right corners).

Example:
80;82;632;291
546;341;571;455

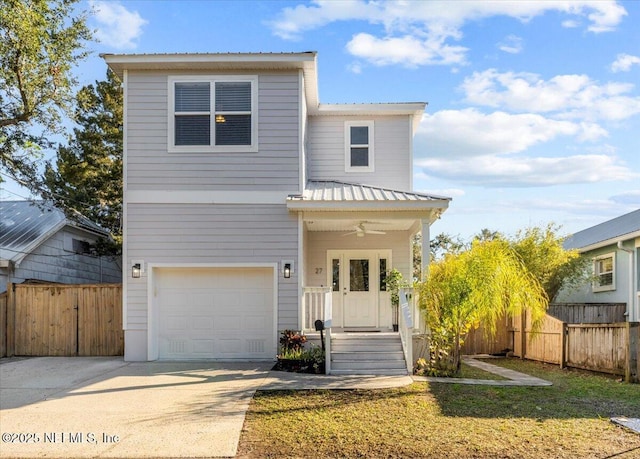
632;323;639;383
520;310;526;359
560;322;567;369
624;321;634;383
6;283;15;357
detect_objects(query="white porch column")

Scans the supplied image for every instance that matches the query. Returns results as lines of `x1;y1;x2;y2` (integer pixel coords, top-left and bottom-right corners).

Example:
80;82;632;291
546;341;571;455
421;218;430;281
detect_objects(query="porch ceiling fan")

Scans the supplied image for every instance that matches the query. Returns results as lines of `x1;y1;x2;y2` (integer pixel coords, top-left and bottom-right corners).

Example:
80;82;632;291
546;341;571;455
342;222;387;238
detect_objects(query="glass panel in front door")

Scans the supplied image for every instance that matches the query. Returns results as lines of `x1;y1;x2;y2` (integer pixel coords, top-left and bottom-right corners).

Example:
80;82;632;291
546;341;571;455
332;259;340;292
349;259;369;291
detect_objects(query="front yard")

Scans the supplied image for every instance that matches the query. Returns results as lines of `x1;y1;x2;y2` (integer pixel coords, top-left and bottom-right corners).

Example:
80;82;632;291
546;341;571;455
238;358;640;458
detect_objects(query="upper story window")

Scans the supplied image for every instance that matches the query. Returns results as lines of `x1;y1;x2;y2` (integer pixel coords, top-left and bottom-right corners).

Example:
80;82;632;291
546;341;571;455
168;76;258;153
593;252;615;292
345;121;374;172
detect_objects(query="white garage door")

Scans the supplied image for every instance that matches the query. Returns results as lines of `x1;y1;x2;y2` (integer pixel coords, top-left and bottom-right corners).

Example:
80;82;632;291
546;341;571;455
156;267;275;360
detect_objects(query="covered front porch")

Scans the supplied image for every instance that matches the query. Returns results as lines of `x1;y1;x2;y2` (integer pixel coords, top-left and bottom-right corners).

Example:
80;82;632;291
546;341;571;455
287;180;451;374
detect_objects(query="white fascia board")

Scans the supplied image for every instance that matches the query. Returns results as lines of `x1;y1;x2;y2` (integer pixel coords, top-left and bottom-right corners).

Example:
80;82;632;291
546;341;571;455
126;190;289;205
102;52;317;65
102;52;317;79
315;103;425;117
287;199;449;212
578;230;640;253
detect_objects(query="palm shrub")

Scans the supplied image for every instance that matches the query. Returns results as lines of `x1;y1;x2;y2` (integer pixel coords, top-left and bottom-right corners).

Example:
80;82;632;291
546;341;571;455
417;239;548;375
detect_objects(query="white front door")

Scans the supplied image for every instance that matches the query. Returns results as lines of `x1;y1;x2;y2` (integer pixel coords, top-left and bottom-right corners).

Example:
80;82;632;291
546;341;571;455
343;253;377;327
327;250;390;328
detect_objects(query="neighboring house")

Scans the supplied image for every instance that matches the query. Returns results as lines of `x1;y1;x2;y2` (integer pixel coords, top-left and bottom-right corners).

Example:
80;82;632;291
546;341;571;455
557;209;640;322
0;200;122;292
103;52;451;370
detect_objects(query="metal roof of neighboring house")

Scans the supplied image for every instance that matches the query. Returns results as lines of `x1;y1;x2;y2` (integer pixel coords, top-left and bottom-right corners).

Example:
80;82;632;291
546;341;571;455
287;180;451;215
0;200;110;264
564;208;640;251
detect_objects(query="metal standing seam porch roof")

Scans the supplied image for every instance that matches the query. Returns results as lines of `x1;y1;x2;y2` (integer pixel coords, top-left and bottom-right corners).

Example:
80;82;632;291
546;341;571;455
287;180;451;213
563;208;640;251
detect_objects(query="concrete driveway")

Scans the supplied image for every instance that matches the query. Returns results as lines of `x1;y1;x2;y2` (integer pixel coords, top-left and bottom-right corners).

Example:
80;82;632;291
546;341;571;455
0;357;273;458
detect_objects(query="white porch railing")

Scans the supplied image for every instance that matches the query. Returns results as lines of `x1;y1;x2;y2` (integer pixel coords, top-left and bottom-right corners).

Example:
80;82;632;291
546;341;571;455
302;287;332;331
399;287;415;374
303;287;333;374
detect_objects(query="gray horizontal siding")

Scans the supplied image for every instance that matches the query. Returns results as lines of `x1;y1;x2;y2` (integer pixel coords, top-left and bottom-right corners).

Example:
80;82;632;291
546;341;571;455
126;71;300;191
307;115;412;190
126;203;299;332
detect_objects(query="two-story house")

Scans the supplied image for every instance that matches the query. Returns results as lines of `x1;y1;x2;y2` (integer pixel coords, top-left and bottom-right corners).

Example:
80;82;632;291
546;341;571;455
557;209;639;322
103;52;450;373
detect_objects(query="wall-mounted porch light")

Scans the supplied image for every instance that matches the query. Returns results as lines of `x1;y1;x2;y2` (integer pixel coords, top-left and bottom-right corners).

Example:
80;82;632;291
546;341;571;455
282;260;294;279
132;263;142;278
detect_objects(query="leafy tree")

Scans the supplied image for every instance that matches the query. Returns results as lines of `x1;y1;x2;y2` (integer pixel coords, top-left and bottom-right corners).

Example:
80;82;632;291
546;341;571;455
412;234;422;280
417;239;548;375
474;228;503;242
509;224;588;301
42;70;123;246
430;232;465;261
0;0;91;186
412;233;465;280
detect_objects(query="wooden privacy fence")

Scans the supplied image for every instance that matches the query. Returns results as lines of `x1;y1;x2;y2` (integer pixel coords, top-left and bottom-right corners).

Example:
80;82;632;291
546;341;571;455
512;312;565;365
565;323;638;382
461;314;512;355
1;283;123;357
460;302;625;355
547;303;626;323
512;309;639;383
459;303;638;382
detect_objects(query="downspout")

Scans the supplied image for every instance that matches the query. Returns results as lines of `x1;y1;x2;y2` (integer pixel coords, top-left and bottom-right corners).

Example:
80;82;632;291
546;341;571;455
617;241;636;322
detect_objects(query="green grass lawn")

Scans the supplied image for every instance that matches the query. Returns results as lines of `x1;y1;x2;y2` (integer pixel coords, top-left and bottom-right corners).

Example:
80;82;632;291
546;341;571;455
238;358;640;458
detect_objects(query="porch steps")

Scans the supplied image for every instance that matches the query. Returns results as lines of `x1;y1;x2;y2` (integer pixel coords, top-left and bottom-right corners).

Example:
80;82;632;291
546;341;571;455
329;333;408;376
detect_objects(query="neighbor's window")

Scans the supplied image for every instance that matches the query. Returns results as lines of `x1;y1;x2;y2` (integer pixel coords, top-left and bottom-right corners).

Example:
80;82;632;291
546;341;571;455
345;121;374;172
72;239;92;255
593;253;615;292
169;76;257;152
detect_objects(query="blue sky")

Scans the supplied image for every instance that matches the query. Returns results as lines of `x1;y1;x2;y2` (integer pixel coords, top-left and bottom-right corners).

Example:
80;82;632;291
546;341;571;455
3;0;639;240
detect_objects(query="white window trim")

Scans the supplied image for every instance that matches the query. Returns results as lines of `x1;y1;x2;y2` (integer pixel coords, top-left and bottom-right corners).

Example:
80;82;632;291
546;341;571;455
593;252;616;292
168;75;258;153
344;121;374;173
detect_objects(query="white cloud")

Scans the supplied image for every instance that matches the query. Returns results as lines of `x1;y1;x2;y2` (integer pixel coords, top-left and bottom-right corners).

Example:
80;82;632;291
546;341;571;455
611;53;640;72
497;35;523;54
610;190;640;205
346;33;467;67
347;61;362;74
414;109;635;188
91;1;147;49
416;154;637;187
461;69;640;121
270;1;626;67
418;187;466;198
416;109;600;159
561;19;580;28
